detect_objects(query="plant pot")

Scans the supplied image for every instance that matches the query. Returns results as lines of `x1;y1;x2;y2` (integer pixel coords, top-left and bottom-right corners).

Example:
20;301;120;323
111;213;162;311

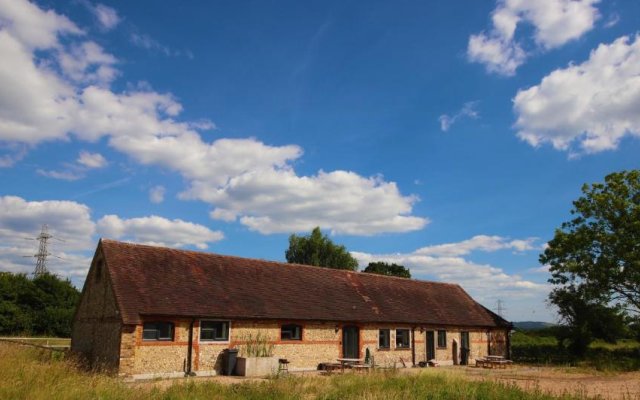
235;356;279;377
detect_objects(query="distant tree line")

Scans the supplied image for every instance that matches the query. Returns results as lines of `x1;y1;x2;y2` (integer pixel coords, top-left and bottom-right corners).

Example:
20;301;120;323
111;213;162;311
0;272;80;337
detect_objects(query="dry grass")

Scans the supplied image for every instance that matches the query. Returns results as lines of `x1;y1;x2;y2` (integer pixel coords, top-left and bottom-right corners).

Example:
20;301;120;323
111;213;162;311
0;343;593;400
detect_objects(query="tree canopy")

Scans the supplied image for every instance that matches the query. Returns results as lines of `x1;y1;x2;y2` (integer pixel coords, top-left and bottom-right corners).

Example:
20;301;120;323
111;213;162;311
363;262;411;278
541;170;640;350
0;272;80;337
285;227;359;271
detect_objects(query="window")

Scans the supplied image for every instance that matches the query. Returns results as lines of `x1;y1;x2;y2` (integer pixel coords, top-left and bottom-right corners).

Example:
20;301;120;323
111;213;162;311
396;329;410;349
143;322;173;341
437;330;447;348
378;329;390;349
281;324;302;340
200;320;230;342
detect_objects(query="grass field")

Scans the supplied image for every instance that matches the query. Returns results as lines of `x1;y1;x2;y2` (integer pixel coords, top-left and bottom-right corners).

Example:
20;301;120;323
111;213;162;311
511;331;640;371
0;343;591;400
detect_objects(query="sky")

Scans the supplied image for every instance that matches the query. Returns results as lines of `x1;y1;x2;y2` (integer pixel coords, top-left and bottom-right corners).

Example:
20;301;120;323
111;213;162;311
1;0;639;323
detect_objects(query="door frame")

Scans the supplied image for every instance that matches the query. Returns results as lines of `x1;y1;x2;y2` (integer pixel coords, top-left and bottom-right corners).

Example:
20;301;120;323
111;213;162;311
426;330;436;361
341;325;360;359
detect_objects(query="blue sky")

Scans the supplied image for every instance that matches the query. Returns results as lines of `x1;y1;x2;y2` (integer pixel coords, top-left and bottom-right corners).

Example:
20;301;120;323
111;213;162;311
1;0;639;322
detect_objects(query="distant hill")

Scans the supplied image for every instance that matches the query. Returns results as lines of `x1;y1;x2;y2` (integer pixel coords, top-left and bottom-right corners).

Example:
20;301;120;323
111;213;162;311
513;321;556;331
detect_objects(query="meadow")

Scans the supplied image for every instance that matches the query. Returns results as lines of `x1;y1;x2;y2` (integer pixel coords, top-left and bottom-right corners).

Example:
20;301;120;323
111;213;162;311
0;342;590;400
511;331;640;371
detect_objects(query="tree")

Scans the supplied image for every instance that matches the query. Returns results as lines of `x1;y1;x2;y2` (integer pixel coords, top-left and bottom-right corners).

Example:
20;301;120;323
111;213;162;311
285;227;359;270
363;262;411;278
541;170;640;350
0;271;80;336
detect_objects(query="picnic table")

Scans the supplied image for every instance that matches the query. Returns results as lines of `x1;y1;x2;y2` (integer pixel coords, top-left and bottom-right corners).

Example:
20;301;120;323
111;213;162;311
476;355;513;369
337;358;363;372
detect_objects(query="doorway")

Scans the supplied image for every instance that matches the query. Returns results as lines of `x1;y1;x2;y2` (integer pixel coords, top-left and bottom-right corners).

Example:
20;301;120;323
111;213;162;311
342;326;359;359
452;339;459;365
426;331;435;361
460;331;470;365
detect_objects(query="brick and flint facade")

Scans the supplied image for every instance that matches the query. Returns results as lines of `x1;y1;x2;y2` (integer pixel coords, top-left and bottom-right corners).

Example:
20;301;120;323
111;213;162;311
71;240;511;378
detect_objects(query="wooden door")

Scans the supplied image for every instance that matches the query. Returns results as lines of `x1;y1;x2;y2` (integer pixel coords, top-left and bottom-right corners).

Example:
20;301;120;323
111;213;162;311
426;331;436;360
342;326;359;359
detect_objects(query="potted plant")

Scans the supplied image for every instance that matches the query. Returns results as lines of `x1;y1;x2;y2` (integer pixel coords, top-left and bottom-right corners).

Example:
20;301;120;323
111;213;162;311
235;333;279;377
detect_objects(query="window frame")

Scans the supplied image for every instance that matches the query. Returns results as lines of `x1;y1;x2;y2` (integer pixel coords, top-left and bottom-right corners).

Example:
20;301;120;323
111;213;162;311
199;320;231;343
378;329;391;350
437;330;447;348
395;328;411;349
142;321;174;342
280;323;303;341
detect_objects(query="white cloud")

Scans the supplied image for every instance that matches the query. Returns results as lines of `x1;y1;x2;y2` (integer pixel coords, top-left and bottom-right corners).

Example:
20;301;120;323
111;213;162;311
0;195;225;281
97;215;223;249
91;3;120;30
353;236;550;319
58;41;118;84
514;35;640;154
468;0;600;75
130;32;189;58
415;235;537;257
0;0;427;236
77;150;107;168
37;168;83;181
149;185;165;204
0;195;95;251
197;169;427;235
0;0;82;49
439;101;479;132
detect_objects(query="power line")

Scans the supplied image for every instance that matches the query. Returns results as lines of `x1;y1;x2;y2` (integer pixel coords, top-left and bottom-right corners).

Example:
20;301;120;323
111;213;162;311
496;299;506;317
24;224;63;277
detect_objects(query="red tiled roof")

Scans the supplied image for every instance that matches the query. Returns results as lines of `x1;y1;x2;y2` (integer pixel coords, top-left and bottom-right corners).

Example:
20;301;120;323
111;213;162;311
99;239;510;327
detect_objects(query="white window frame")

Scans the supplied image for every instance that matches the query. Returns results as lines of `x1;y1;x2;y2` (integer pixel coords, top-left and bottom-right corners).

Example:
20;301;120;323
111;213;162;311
199;319;231;344
395;328;411;349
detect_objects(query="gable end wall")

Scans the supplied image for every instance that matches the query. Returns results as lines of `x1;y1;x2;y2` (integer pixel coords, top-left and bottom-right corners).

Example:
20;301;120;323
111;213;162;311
70;247;123;371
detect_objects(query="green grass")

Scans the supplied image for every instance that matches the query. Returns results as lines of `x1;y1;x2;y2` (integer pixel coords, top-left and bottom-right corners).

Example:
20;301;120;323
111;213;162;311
0;343;589;400
511;331;640;371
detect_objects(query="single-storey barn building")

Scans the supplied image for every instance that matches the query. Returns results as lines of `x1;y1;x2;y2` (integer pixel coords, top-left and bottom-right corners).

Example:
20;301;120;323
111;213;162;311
71;239;512;378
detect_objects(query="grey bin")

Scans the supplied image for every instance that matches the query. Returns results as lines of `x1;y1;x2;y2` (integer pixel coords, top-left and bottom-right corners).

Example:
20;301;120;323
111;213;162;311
222;348;239;376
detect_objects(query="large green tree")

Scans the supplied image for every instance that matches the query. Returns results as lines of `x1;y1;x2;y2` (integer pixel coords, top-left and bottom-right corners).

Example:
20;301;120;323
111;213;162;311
285;227;359;270
363;262;411;278
541;170;640;350
0;272;80;337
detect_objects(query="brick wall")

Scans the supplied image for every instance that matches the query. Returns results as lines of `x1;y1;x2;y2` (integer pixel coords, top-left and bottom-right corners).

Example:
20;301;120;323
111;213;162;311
118;317;510;377
70;251;122;371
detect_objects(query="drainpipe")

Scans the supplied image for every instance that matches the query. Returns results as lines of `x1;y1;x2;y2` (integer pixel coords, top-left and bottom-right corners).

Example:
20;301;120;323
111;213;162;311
185;318;196;376
411;327;416;366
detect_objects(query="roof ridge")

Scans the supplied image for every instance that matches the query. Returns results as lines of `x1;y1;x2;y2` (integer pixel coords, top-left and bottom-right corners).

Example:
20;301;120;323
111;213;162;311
99;238;460;287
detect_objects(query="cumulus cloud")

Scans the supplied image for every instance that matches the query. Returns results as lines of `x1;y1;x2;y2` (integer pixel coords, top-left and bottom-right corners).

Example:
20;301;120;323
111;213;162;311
353;236;549;313
514;35;640;154
77;151;107;168
97;215;223;249
439;101;479;132
197;169;427;235
468;0;600;75
0;196;96;278
0;195;225;280
0;0;427;236
90;3;120;30
415;235;538;257
149;185;165;204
